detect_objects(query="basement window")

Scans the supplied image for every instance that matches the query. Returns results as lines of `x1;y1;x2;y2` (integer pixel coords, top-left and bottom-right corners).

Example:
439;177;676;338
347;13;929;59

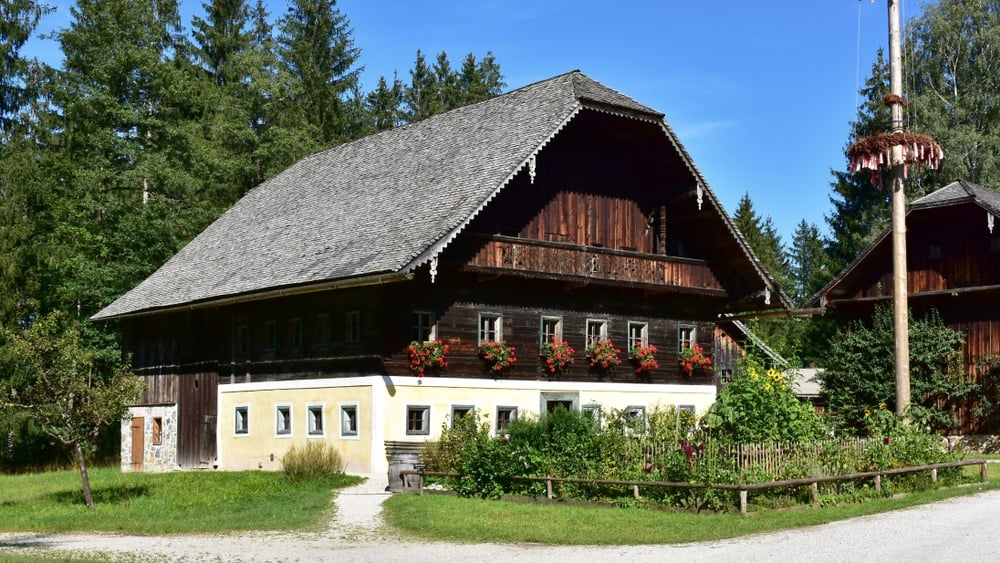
495;406;518;432
307;404;324;437
451;405;474;428
275;404;292;437
234;405;249;436
340;404;359;438
406;405;431;436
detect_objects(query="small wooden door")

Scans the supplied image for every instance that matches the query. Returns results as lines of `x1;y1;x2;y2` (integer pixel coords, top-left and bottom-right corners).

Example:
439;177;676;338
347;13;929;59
131;417;144;471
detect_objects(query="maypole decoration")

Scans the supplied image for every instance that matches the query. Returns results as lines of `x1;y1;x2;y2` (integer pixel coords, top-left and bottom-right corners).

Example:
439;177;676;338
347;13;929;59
847;111;943;183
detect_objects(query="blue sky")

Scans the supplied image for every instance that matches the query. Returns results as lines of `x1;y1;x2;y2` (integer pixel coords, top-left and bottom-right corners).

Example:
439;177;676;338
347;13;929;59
25;1;921;245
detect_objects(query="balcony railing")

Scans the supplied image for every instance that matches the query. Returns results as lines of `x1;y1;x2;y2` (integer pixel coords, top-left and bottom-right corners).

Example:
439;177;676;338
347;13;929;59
459;235;723;291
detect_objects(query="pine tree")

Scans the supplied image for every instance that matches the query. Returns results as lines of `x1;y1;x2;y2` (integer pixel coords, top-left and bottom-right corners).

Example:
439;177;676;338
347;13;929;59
788;220;832;307
276;0;362;147
0;0;50;133
404;49;440;122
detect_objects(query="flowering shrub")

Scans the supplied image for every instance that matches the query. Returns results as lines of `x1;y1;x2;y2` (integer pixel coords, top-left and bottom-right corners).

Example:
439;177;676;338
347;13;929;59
587;338;621;369
479;340;517;374
542;339;575;374
630;344;659;377
408;340;448;377
679;343;712;376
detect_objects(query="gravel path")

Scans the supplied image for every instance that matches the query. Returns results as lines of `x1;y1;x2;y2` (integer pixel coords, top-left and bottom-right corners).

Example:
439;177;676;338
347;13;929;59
3;474;1000;562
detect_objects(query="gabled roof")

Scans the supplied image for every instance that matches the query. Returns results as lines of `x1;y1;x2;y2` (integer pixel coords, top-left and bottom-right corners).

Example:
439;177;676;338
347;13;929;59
806;180;1000;307
910;179;1000;215
93;71;786;321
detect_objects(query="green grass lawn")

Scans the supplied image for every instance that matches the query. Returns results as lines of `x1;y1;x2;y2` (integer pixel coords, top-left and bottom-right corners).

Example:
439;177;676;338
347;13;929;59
381;463;1000;545
1;464;996;546
0;468;361;534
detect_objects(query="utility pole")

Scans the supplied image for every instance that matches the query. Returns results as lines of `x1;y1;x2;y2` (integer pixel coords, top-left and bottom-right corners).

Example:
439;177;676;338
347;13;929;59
887;0;910;417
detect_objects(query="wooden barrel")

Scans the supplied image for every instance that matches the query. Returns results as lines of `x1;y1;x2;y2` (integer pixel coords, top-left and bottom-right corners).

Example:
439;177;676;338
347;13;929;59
387;452;421;493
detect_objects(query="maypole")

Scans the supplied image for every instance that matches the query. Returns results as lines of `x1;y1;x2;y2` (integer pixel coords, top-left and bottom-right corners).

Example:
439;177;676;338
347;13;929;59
846;0;942;418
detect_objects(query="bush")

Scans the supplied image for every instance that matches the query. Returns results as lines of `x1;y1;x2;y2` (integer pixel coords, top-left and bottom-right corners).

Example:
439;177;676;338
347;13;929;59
282;441;345;482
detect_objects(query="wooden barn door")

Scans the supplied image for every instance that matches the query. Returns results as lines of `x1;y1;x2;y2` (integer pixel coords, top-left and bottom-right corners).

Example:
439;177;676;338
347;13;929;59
130;417;144;471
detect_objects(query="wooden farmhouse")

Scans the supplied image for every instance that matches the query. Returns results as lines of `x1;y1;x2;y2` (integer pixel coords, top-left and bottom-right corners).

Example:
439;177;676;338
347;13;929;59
92;71;789;473
808;180;1000;433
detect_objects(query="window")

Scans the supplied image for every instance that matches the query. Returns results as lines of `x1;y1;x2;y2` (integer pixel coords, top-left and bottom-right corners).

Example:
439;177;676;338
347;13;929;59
289;318;303;350
234;325;249;356
479;312;503;342
586;319;608;344
275;404;292;436
991;236;1000;253
317;314;331;347
627;321;648;351
541;392;579;414
264;321;278;351
582;402;602;425
307;404;324;436
406;405;430;435
623;405;647;434
451;405;474;428
928;245;942;260
540;316;563;350
151;417;163;445
234;405;249;435
340;404;359;438
345;311;361;342
678;324;696;352
413;311;437;342
678;405;697;433
495;406;518;432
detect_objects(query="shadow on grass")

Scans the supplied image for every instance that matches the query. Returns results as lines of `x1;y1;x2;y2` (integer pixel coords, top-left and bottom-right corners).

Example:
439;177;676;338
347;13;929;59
47;484;151;506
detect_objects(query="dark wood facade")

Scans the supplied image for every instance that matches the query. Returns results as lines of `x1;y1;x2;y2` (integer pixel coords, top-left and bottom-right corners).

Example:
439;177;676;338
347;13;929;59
814;189;1000;434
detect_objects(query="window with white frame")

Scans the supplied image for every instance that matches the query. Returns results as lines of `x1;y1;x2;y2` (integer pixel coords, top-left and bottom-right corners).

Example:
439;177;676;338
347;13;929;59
234;405;249;435
678;324;696;351
479;312;503;342
340;404;358;438
275;404;292;436
413;311;437;342
540;316;562;350
289;318;303;350
406;405;430;435
307;404;324;436
495;406;518;432
586;319;608;344
627;321;648;351
451;405;474;428
345;311;361;342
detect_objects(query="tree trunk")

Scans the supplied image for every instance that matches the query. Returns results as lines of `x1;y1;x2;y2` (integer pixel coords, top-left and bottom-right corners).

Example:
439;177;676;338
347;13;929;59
75;440;96;511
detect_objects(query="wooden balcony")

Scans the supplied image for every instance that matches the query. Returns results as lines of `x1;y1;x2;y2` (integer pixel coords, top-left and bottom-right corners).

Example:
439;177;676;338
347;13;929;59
458;234;723;291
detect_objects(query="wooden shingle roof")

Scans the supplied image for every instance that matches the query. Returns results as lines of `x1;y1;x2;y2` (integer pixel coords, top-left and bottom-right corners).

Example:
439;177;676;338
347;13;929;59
93;71;782;321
